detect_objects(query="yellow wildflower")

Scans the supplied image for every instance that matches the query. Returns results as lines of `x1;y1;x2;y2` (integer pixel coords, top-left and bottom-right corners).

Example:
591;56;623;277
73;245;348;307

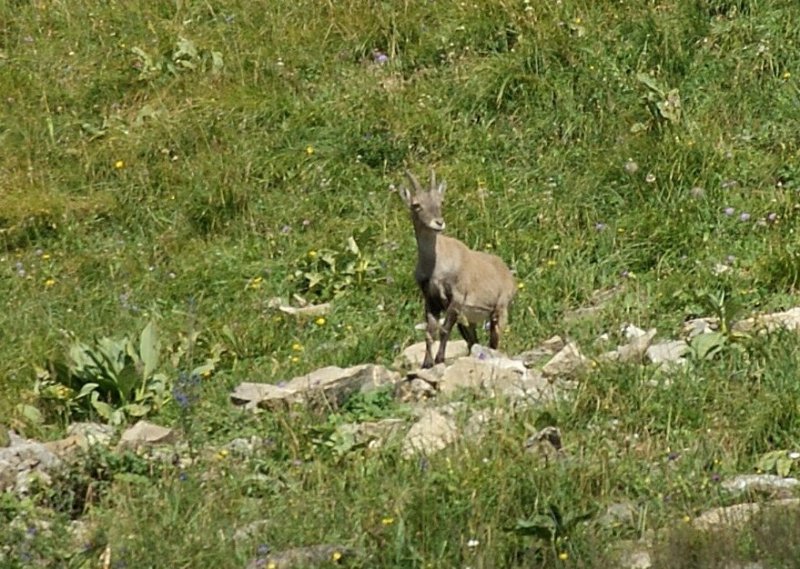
547;259;557;267
381;516;394;526
331;550;342;561
315;317;326;326
682;515;691;523
305;145;315;155
248;276;263;290
44;278;56;287
517;282;525;290
114;160;125;169
308;250;318;259
291;342;303;352
783;71;791;79
41;253;50;260
559;552;569;561
291;356;300;364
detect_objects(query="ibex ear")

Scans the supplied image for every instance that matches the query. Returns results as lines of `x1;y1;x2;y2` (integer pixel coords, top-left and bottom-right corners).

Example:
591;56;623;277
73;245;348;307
436;180;447;195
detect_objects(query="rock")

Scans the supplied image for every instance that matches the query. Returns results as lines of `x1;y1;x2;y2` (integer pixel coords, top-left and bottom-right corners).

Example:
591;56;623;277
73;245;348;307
277;302;331;318
231;382;295;409
394;339;469;369
614;541;653;569
246;544;356;569
683;317;718;338
66;422;114;448
692;499;800;531
402;409;458;458
395;377;438;402
721;474;800;499
470;344;528;373
733;307;800;334
605;328;658;364
333;419;406;450
525;426;564;464
514;335;566;367
0;431;63;494
621;324;648;339
598;501;638;529
232;364;400;411
646;340;689;368
541;342;587;378
438;357;520;395
117;420;176;451
281;364;400;409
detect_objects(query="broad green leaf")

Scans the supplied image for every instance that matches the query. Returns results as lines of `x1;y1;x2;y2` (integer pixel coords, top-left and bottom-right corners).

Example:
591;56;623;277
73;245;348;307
211;51;224;74
124;403;151;417
776;456;794;477
636;72;663;94
507;515;557;539
690;332;726;360
140;320;160;380
17;404;43;425
91;399;114;420
77;383;100;398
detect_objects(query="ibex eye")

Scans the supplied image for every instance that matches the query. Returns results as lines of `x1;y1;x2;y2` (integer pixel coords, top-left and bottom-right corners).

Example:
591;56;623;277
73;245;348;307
412;203;422;210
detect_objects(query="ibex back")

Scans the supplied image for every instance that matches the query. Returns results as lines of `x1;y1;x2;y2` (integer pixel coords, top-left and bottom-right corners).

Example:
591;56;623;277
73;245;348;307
398;169;517;368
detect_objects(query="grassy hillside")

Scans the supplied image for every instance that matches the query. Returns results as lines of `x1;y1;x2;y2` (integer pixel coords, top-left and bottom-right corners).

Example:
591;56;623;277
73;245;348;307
2;0;800;567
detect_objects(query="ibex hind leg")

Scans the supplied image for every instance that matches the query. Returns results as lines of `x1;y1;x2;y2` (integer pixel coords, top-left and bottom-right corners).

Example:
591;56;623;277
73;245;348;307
457;323;479;350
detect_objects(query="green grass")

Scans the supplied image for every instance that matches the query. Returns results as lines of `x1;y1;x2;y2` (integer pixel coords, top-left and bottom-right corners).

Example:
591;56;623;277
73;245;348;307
3;0;800;567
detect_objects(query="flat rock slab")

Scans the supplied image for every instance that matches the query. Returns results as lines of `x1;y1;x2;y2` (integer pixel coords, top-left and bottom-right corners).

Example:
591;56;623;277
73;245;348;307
733;307;800;334
402;409;458;458
231;364;400;410
394;340;469;369
692;498;800;531
0;432;63;494
721;474;800;498
117;420;176;451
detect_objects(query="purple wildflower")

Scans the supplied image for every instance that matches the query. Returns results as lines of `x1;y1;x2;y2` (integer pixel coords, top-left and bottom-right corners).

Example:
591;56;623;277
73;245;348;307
373;51;389;64
723;207;735;216
767;212;778;222
595;222;607;231
280;225;291;234
667;451;680;462
624;160;639;174
710;473;721;483
739;212;751;222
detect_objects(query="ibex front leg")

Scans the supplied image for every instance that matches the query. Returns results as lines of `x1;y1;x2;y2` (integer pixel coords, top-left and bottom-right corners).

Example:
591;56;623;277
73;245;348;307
422;300;440;369
435;306;459;365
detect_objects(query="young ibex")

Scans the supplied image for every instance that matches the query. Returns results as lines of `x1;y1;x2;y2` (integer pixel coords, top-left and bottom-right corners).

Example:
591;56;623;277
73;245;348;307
398;169;517;368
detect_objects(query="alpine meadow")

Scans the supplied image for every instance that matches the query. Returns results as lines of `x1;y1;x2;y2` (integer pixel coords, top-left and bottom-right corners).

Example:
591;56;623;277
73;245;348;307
2;1;800;568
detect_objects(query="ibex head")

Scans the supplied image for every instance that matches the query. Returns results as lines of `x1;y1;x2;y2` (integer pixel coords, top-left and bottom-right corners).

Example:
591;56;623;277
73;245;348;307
398;169;447;232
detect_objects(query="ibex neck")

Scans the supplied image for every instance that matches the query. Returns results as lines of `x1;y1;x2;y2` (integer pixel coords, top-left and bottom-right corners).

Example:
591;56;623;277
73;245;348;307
414;225;439;268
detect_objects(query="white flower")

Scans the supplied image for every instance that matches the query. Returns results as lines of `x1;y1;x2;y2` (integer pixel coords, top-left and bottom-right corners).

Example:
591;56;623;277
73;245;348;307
467;539;479;548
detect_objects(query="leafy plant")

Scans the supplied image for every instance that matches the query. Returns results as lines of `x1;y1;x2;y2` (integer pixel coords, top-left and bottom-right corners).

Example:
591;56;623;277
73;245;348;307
34;320;169;425
756;450;800;478
290;234;383;300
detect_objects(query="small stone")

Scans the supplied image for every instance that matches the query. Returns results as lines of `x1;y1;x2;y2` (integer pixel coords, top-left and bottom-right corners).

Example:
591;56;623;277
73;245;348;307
541;342;587;378
117;420;176;451
277;303;331;318
646;340;689;367
401;409;458;458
